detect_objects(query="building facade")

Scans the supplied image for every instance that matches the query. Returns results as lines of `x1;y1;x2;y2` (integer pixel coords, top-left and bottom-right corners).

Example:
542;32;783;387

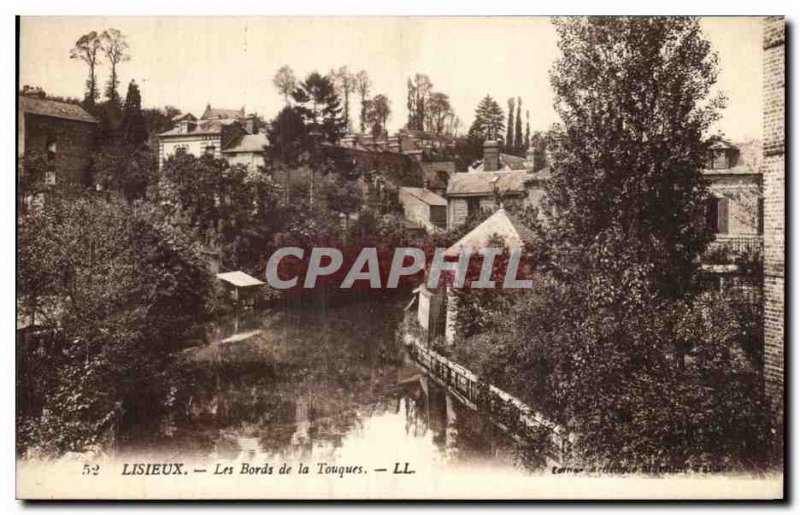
157;105;267;173
702;139;764;257
18;92;98;188
762;17;784;423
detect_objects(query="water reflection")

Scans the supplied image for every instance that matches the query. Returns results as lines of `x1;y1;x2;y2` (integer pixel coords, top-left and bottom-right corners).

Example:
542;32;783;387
122;300;532;472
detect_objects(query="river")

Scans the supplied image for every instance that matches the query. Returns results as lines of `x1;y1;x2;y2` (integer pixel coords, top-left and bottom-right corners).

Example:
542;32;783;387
119;297;538;474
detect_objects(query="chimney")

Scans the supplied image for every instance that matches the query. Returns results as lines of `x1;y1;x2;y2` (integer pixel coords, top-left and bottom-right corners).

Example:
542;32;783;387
244;114;259;135
483;139;500;172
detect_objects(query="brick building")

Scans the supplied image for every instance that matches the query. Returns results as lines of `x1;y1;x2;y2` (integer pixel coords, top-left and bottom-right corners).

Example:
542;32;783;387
18;92;98;188
702;139;764;257
761;17;784;424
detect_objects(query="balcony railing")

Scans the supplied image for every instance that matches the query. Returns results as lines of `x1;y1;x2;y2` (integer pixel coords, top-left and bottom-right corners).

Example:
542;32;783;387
705;234;763;258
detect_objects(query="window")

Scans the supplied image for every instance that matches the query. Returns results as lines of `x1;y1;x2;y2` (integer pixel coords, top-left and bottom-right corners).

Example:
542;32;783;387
706;197;728;234
46;138;57;162
205;145;216;156
174;145;188;155
466;197;481;218
757;198;764;234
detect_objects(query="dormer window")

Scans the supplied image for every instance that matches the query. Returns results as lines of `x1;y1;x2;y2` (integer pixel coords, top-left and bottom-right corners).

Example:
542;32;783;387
707;141;740;170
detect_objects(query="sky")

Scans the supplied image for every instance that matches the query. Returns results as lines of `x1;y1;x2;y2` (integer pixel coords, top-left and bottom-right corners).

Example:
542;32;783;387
19;16;764;141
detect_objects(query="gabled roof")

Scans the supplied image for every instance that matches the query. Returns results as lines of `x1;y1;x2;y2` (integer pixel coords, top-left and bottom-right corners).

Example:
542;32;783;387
444;208;536;257
446;170;533;197
223;133;268;153
19;96;98;124
217;271;264;288
202;105;244;120
400;187;447;206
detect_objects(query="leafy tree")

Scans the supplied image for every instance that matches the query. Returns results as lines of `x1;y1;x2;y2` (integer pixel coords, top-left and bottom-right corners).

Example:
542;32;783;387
292;72;346;144
160;153;285;272
92;144;156;201
120;80;148;147
17;196;214;456
524;110;531;150
331;66;356;133
69;32;103;107
273;65;297;105
99;28;130;105
365;94;391;137
406;73;433;130
355;70;371;133
142;105;182;139
468;95;505;141
547;16;723;297
265;106;311;171
506;97;515;148
424;92;453;136
514;97;523;151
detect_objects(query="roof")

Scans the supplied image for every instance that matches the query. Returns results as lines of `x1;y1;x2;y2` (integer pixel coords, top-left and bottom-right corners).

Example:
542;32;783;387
202;105;244;120
703;139;763;176
445;208;536;257
172;113;197;122
216;271;265;288
400;187;447;206
446;170;533;197
469;153;530;172
19;96;98;124
158;119;237;137
223;133;268;153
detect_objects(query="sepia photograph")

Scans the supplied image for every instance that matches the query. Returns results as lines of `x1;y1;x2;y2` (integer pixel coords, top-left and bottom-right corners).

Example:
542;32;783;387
14;13;785;500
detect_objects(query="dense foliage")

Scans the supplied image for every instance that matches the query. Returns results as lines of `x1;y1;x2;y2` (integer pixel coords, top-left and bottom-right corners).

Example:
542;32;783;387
17;196;214;456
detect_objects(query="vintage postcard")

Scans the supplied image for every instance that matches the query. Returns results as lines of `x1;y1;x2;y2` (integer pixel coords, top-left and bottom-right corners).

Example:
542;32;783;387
15;15;784;500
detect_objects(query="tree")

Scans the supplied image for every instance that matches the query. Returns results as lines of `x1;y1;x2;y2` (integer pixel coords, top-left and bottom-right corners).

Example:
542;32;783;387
69;32;103;107
273;65;297;105
292;72;346;144
120;80;148;147
160;153;285;272
506;97;515;148
92;144;156;201
501;16;761;467
424;92;453;136
355;70;371;133
514;97;523;151
468;95;505;141
17;196;214;456
331;66;356;133
365;94;391;137
547;16;724;297
406;74;433;130
525;110;531;150
99;28;130;105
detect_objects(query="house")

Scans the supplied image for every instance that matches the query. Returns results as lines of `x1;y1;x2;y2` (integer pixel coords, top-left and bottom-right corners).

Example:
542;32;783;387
398;187;447;234
702;139;764;258
416;208;536;344
340;130;456;194
446;140;549;229
18;91;98;188
157;104;267;173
